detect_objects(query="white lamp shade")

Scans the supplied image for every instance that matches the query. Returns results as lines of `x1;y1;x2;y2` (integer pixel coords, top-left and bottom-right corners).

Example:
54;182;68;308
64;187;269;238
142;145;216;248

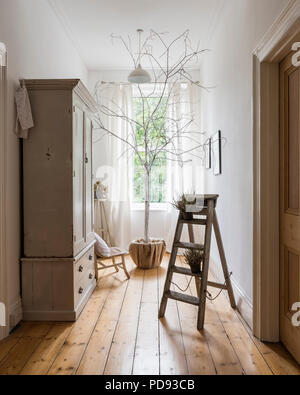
128;64;151;84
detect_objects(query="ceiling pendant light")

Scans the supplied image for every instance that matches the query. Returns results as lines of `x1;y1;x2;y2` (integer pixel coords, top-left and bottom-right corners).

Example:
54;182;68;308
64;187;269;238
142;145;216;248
128;29;151;84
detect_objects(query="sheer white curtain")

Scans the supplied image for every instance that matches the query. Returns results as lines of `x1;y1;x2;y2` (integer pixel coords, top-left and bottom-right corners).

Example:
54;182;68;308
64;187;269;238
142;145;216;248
94;82;203;252
165;83;204;251
94;84;133;250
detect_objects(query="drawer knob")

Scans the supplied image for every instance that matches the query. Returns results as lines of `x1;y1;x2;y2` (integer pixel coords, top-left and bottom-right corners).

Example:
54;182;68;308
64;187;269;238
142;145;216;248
79;287;84;294
79;265;84;272
89;255;93;261
89;273;93;280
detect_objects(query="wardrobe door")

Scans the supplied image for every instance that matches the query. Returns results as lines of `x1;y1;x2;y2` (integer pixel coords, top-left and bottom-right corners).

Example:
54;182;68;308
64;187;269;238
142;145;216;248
73;105;86;255
85;115;94;244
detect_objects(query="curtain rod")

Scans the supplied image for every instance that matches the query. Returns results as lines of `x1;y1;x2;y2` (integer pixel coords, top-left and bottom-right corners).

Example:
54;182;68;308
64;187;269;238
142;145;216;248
100;81;195;85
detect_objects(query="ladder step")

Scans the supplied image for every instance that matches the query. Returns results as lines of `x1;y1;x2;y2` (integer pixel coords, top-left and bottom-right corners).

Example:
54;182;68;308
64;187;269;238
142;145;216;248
166;291;199;306
172;265;202;277
179;219;207;225
171;267;227;290
174;242;204;250
207;281;227;290
188;208;208;216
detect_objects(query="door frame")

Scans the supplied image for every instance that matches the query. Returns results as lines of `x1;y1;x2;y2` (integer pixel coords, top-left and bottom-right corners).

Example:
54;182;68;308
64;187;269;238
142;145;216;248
253;0;300;342
0;42;8;340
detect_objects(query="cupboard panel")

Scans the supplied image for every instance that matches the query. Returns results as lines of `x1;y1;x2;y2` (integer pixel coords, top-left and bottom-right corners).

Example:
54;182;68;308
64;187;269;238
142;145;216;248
73;105;86;255
85;116;94;243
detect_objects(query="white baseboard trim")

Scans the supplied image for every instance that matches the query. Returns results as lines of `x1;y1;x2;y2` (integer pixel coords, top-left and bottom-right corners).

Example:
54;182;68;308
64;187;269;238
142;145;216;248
0;325;9;340
8;298;23;331
230;277;253;330
209;257;253;330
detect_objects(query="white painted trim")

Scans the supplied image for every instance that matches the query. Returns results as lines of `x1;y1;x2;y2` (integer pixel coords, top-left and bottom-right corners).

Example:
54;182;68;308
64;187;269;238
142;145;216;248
0;43;8;340
209;257;253;329
254;0;300;62
231;278;253;329
253;1;300;342
8;299;23;331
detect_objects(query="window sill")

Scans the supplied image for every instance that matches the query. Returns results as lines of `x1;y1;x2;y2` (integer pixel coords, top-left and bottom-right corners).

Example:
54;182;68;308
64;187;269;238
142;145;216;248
131;203;169;212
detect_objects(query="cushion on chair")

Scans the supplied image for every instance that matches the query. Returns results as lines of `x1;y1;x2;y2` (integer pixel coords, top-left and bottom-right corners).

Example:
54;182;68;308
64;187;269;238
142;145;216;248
94;233;111;257
109;247;127;257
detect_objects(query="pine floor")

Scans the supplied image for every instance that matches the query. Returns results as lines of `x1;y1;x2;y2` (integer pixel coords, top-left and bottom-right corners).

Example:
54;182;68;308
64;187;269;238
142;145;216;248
0;255;299;375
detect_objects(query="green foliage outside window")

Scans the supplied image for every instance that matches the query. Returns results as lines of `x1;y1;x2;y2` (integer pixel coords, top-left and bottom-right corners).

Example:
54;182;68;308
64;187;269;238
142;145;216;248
133;97;167;204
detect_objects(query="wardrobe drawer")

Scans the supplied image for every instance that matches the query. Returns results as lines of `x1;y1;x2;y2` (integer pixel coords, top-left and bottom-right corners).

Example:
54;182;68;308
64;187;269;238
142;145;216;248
74;247;95;282
74;246;95;307
74;272;95;307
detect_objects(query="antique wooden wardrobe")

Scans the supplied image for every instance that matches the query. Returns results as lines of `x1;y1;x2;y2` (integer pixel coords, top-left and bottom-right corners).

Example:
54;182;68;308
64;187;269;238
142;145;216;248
21;79;98;321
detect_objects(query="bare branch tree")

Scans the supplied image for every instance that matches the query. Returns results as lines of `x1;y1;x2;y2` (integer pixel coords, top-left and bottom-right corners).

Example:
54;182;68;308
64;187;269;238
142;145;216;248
94;30;208;244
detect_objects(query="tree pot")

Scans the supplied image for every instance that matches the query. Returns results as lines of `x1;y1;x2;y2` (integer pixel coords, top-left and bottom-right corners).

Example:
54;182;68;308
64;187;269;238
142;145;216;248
189;263;201;274
129;239;166;270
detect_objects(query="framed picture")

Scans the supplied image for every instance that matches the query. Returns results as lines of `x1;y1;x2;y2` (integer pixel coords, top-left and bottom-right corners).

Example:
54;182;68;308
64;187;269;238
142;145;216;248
212;130;222;175
205;138;212;169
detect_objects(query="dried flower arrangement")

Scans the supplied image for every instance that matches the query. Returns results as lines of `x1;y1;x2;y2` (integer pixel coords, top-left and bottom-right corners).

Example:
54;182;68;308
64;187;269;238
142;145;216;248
172;194;197;219
183;249;203;274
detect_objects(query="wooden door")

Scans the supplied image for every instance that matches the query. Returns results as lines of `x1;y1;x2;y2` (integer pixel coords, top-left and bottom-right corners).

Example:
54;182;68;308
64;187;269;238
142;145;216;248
73;105;86;255
280;50;300;363
85;115;94;244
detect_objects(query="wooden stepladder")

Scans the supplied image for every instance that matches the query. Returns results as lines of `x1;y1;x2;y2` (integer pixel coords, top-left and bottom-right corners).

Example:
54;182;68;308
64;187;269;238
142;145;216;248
159;195;236;330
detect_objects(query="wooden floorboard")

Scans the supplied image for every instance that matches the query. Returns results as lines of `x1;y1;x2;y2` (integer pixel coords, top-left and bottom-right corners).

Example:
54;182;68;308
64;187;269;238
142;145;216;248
185;261;244;375
76;263;132;375
158;257;189;375
208;269;300;376
103;263;145;375
132;268;160;375
239;313;300;375
206;274;273;375
0;322;53;375
174;259;216;375
0;255;299;375
20;323;73;375
47;270;118;375
0;336;21;366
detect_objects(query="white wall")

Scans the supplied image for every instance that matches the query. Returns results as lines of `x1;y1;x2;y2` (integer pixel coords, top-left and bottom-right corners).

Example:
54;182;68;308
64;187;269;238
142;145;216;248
200;0;289;311
0;0;88;328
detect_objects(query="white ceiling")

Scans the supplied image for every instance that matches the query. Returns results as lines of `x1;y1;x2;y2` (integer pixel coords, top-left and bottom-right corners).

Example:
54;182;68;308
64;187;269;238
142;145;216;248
48;0;225;70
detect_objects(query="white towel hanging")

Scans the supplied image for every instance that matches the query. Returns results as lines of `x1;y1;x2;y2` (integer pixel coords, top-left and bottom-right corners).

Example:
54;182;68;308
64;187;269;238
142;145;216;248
14;80;34;139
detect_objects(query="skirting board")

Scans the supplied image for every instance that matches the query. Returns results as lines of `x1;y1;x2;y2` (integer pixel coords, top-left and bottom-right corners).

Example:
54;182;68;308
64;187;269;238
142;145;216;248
209;256;253;329
0;325;9;340
23;280;96;322
8;298;23;332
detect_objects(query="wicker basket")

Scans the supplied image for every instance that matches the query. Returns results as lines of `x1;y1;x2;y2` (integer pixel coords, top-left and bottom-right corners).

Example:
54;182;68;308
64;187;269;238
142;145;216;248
129;239;166;270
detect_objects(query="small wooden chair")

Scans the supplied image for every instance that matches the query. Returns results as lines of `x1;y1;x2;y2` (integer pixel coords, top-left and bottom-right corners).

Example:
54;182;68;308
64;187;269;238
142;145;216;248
95;247;130;281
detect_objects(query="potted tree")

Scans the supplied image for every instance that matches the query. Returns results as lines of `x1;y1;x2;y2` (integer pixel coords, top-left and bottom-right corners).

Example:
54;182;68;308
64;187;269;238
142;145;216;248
94;30;207;269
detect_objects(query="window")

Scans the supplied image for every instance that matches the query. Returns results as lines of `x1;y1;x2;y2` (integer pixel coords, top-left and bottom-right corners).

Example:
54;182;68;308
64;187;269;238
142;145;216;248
132;95;168;206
